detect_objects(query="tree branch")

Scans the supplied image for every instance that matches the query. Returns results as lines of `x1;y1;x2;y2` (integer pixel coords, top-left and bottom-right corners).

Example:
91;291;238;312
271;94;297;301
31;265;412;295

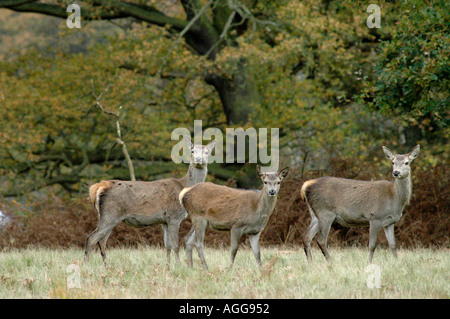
94;0;192;31
91;79;136;181
2;0;221;58
1;0;192;31
1;0;125;19
156;0;214;75
204;9;237;58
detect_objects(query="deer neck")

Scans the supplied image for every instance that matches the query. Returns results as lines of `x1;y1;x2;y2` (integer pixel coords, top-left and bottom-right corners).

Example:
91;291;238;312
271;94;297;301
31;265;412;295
257;190;278;220
394;173;412;207
181;163;207;187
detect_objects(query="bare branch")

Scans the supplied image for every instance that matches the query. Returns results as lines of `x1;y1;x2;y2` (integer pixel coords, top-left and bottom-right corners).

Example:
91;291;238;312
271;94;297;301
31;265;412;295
204;9;237;58
156;0;214;76
90;80;136;181
91;80;119;118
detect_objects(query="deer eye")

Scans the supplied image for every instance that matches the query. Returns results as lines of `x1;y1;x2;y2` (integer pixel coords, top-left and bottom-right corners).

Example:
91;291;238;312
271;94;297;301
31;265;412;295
264;182;268;185
277;182;281;185
405;162;409;165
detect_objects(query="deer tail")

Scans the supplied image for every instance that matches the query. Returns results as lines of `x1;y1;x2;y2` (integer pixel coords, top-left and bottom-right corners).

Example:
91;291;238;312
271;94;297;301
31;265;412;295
179;187;192;206
300;180;316;201
89;181;113;216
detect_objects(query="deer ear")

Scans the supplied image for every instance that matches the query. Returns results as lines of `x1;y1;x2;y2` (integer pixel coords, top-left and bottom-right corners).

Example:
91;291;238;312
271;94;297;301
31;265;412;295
382;146;395;161
256;165;263;178
206;139;217;152
278;167;289;179
184;135;193;149
408;144;420;161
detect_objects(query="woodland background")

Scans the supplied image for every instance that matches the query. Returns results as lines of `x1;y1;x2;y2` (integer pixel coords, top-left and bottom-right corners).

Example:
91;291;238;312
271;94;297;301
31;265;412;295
0;0;448;250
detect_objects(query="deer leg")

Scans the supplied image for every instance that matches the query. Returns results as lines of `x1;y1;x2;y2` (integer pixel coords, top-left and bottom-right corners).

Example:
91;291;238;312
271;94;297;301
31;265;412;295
184;227;195;267
368;220;382;263
85;228;112;265
316;213;334;262
85;215;120;265
193;219;208;270
383;223;397;259
229;226;244;268
85;224;117;265
249;231;262;268
98;229;113;267
168;218;182;263
161;224;172;265
303;212;319;262
84;230;97;263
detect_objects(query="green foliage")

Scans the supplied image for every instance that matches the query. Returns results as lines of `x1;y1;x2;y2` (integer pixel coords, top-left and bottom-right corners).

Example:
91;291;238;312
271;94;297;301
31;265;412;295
362;0;449;127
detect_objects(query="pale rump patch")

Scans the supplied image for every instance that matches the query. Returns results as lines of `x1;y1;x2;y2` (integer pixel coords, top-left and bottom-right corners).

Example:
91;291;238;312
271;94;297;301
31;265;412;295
179;187;192;205
300;180;317;201
89;181;112;211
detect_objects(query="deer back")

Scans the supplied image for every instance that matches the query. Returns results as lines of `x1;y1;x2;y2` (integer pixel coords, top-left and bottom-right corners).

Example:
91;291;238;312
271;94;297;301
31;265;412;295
305;177;396;217
101;179;185;217
183;182;261;224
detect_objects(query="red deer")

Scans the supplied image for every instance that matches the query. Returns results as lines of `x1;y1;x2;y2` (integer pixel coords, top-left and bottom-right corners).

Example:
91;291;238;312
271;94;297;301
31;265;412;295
85;136;216;266
301;145;420;263
180;166;289;270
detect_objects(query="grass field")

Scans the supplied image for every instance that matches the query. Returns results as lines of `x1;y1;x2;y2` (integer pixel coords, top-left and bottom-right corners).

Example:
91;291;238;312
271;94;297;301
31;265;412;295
0;246;448;299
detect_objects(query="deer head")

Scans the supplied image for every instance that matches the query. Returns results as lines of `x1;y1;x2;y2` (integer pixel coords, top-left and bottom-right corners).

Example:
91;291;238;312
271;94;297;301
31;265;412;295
382;145;420;179
257;165;289;197
184;136;216;168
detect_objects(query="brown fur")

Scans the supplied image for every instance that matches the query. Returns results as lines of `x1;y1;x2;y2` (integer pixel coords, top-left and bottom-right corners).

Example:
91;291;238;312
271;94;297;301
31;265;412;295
304;177;396;219
182;182;262;228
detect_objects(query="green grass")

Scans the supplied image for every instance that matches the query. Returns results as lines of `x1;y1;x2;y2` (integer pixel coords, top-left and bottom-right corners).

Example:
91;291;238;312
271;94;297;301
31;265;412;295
0;246;448;298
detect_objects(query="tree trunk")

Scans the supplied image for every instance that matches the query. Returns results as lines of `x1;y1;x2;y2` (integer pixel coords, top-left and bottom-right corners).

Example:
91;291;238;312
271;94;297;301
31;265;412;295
205;60;260;125
180;1;260;125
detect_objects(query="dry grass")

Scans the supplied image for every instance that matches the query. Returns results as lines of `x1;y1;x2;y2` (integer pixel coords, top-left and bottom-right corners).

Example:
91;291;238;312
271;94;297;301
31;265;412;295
0;246;448;299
